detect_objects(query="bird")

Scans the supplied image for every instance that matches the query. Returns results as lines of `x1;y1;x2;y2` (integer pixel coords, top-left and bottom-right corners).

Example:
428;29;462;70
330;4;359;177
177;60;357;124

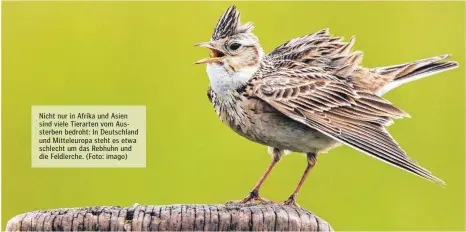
194;5;458;206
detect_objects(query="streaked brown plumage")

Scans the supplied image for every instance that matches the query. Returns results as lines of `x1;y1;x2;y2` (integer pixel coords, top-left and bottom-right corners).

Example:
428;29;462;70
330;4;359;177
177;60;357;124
195;5;458;205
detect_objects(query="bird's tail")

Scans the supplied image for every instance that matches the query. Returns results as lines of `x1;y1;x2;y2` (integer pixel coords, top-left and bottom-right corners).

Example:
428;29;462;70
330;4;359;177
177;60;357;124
375;54;458;96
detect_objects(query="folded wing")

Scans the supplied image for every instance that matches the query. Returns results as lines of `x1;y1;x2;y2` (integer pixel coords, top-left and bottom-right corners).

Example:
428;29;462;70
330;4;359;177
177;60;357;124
247;67;444;184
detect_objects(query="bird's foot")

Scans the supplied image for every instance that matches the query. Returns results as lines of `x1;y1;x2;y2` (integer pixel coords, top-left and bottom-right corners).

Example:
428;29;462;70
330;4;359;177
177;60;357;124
226;189;274;205
282;194;300;207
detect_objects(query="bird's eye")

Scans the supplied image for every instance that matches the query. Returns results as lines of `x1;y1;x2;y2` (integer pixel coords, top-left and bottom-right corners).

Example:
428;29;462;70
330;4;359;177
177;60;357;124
229;43;241;51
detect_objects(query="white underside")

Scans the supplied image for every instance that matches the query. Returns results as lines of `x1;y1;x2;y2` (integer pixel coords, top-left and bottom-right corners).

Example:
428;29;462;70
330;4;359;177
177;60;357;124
376;66;457;96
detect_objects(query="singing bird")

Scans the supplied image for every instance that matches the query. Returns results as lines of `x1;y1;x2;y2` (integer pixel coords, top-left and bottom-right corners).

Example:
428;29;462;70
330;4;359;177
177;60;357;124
194;5;458;206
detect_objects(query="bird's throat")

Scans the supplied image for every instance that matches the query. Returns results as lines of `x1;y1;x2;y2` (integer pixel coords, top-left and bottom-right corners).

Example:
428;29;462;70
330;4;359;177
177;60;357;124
206;63;258;94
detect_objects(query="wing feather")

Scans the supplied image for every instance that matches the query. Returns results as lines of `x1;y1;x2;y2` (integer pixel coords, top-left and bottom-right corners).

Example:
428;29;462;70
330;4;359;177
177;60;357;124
268;29;363;80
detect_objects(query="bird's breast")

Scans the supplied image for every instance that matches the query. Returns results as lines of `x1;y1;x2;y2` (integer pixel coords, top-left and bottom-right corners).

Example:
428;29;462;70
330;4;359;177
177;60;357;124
210;90;250;131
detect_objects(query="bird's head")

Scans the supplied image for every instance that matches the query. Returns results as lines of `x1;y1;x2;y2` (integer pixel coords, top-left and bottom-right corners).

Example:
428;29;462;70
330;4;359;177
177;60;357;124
194;6;264;93
194;5;263;68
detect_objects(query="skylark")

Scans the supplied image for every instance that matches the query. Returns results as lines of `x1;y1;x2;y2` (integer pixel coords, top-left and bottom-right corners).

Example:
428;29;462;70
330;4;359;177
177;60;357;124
194;5;458;206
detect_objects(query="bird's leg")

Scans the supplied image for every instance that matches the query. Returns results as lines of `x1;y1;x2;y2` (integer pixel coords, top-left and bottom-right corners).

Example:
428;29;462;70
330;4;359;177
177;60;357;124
284;152;317;207
228;148;283;204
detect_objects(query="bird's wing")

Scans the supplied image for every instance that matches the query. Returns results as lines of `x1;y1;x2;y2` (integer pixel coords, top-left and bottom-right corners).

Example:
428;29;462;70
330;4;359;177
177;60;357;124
247;67;444;184
268;28;363;79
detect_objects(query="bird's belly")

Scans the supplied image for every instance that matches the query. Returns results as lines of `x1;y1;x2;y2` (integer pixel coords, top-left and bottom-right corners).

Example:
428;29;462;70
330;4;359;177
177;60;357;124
228;98;340;153
248;111;339;153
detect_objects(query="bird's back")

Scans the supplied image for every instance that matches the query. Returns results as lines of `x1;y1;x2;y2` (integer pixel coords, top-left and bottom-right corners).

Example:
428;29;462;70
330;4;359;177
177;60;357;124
267;28;458;96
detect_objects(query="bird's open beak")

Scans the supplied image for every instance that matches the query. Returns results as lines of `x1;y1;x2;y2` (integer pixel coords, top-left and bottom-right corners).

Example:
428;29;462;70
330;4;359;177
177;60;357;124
194;42;225;64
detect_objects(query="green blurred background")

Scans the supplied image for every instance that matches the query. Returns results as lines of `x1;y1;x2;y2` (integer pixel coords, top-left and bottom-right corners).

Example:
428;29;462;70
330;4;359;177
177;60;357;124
2;1;464;230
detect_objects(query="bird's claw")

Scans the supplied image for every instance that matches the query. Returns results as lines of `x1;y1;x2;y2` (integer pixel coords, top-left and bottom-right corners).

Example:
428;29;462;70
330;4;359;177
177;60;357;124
226;189;275;205
282;194;300;207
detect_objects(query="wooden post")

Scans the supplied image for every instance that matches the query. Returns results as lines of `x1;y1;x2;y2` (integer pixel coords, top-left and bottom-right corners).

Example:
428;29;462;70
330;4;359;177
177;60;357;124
5;203;333;231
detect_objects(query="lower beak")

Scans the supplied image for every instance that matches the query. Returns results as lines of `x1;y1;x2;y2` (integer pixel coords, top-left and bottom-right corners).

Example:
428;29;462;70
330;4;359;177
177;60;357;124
194;57;223;64
194;41;225;65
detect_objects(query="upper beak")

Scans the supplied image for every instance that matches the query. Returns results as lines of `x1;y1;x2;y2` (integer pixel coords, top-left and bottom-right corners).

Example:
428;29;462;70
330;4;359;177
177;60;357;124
194;42;214;49
194;41;225;64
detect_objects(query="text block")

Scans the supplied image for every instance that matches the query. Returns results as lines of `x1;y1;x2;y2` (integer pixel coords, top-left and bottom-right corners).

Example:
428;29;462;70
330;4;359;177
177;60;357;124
31;105;146;167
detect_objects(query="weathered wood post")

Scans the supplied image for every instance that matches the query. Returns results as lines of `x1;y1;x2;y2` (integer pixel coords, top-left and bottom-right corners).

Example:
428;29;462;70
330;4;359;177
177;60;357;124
6;203;333;231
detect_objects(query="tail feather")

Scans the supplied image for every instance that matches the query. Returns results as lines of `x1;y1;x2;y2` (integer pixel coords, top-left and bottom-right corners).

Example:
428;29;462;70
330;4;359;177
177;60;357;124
375;54;458;96
396;61;458;81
